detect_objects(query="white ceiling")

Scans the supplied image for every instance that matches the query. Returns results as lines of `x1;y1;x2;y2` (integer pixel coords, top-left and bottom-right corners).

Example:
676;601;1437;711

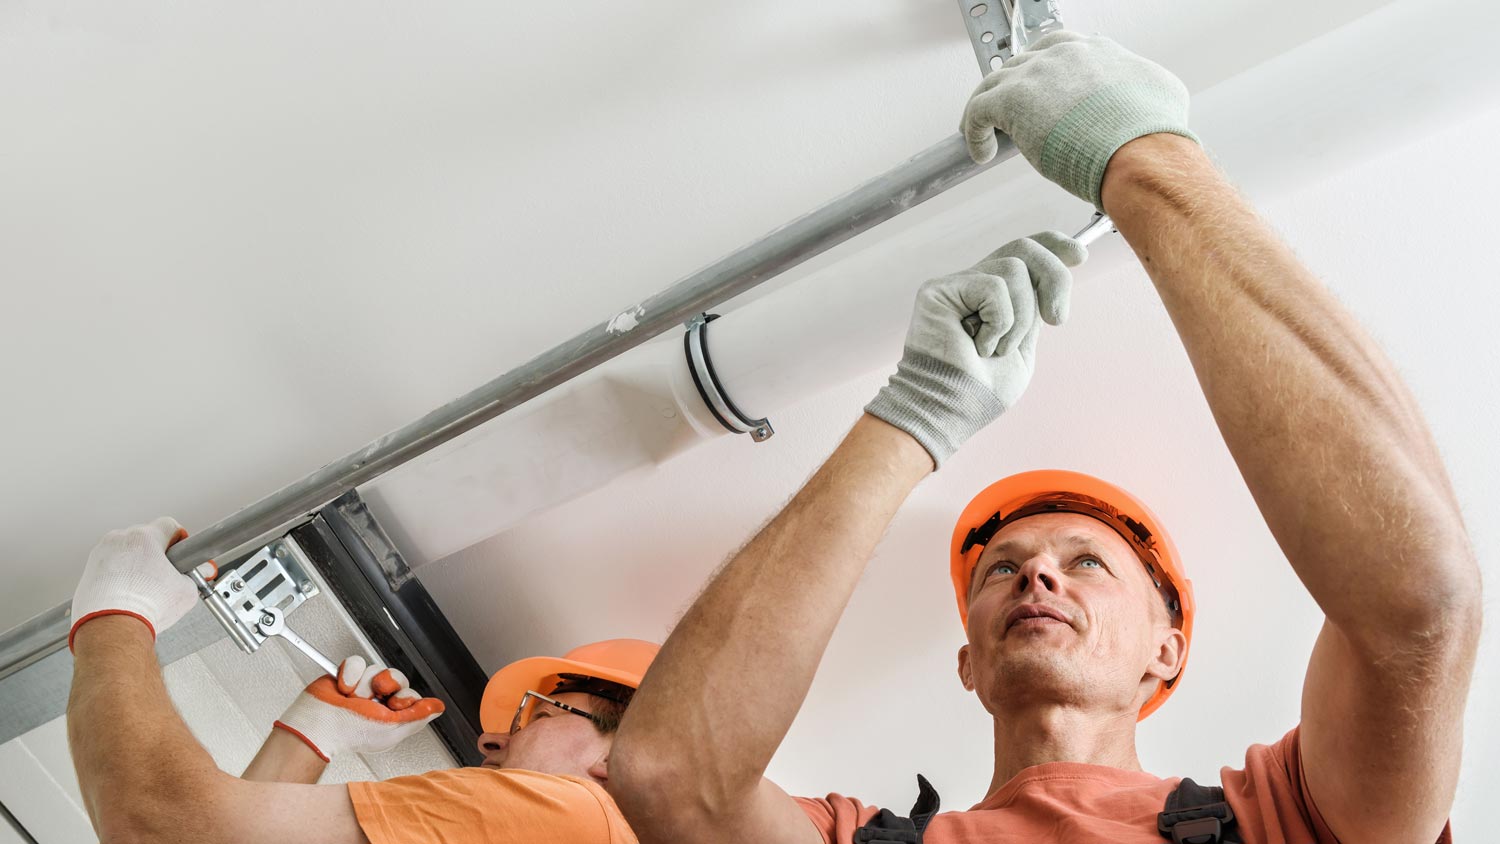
0;0;1386;628
2;0;1496;834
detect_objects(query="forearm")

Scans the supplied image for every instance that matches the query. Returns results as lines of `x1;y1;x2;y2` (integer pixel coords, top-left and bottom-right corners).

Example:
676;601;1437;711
67;617;231;841
243;729;329;784
1101;135;1480;642
615;415;931;824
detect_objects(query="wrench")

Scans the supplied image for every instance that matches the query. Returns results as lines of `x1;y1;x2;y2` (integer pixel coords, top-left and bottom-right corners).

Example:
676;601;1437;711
256;606;339;677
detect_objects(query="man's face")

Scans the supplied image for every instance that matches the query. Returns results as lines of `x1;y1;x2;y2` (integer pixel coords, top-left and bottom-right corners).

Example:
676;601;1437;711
474;692;613;784
957;512;1184;716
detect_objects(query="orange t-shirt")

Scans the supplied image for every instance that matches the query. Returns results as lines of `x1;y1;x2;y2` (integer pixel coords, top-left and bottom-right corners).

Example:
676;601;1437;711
348;767;636;844
796;727;1453;844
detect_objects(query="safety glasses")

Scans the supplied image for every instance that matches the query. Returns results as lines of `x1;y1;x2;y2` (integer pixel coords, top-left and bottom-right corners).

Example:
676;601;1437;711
509;690;604;736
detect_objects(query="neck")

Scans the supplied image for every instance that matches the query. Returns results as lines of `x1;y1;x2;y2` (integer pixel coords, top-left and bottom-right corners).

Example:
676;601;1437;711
986;703;1142;797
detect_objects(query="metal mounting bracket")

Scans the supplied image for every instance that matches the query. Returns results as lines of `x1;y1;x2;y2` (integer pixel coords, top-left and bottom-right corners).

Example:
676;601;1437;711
684;313;774;442
195;537;321;656
957;0;1064;74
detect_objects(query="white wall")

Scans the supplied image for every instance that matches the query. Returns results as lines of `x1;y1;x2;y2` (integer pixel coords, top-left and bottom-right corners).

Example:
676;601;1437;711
420;102;1500;833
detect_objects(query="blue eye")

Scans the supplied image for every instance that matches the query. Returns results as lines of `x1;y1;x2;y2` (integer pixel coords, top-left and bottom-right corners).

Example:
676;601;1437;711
1078;558;1103;569
987;563;1016;578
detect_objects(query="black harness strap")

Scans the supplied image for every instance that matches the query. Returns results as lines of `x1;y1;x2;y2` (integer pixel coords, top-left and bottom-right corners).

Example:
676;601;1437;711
852;772;1244;844
852;775;941;844
1158;778;1243;844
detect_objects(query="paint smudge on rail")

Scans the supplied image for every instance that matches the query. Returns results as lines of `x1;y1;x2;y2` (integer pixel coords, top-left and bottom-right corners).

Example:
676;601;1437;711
606;305;646;334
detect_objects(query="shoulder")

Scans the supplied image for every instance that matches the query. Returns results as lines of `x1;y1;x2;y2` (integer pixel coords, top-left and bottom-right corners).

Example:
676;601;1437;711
1219;726;1340;844
793;793;882;844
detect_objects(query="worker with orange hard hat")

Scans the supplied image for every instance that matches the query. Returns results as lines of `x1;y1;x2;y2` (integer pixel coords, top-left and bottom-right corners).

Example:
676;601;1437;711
66;517;659;844
251;636;660;842
612;31;1475;844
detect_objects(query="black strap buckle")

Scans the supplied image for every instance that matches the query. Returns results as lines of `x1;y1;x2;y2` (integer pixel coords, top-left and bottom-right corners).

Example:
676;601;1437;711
1169;816;1222;844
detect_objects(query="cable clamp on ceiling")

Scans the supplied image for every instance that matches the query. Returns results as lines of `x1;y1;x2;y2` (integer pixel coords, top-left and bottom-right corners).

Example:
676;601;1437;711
683;313;774;442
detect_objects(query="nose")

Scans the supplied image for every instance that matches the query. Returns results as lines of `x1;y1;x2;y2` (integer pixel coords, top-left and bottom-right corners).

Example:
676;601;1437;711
476;730;510;755
1011;554;1061;598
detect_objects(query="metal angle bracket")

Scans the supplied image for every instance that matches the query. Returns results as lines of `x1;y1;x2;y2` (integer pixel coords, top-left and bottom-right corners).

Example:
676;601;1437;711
197;537;321;656
683;313;774;442
957;0;1064;74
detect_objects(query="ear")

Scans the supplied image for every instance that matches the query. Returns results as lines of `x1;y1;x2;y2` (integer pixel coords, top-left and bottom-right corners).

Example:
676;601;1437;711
590;736;614;781
957;644;975;691
1144;625;1188;685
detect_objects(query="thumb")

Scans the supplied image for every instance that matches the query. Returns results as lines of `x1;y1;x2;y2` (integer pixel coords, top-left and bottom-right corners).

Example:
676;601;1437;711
387;689;445;722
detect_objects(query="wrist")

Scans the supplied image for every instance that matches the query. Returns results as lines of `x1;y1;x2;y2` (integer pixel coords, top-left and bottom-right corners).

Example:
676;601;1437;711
244;726;330;783
70;613;155;655
1099;133;1212;217
854;413;939;478
272;719;333;763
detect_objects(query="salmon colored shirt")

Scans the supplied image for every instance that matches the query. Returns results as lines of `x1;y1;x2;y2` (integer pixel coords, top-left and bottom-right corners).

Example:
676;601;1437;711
348;767;637;844
796;728;1453;844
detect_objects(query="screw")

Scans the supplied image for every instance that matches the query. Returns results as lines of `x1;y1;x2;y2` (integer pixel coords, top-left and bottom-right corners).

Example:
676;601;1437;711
260;612;276;626
230;580;244;592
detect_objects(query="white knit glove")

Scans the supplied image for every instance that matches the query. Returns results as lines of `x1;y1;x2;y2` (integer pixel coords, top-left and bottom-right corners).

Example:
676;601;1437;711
70;517;216;650
865;232;1086;467
274;655;446;762
961;31;1197;208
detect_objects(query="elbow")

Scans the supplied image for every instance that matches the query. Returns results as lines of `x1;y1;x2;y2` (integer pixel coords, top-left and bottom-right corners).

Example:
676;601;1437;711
1350;544;1483;663
611;730;737;842
609;732;680;832
93;769;237;844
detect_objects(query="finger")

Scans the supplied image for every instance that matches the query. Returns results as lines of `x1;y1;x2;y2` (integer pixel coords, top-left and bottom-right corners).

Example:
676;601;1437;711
352;668;387;701
968;257;1031;356
353;663;389;699
961;94;1002;164
387;688;421;711
962;271;1013;357
1001;235;1078;326
370;668;406;699
992;257;1037;356
338;656;368;696
144;517;186;553
393;696;445;723
1029;230;1088;268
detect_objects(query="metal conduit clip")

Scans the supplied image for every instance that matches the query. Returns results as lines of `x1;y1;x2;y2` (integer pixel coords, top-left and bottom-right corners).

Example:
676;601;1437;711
683;313;774;442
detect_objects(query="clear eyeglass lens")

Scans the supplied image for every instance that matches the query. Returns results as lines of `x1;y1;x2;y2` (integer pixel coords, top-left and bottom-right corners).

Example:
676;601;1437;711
513;694;563;733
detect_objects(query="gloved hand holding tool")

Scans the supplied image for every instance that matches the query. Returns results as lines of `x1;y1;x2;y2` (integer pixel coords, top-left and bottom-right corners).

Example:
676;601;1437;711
70;517;217;649
274;654;445;762
961;30;1197;208
865;232;1086;467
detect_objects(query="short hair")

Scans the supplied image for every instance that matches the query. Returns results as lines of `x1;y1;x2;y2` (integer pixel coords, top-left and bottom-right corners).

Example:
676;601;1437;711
550;674;637;734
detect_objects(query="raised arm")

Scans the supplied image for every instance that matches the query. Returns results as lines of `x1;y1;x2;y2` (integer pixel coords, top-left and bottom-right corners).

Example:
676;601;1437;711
960;32;1480;842
612;236;1083;843
65;520;437;844
69;615;369;844
1101;133;1479;844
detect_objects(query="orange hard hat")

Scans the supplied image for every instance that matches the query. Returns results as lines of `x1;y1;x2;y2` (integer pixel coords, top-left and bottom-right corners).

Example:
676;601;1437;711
950;470;1194;720
478;638;660;733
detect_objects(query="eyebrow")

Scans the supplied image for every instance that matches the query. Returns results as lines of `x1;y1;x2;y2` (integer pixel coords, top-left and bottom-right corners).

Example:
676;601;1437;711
971;535;1116;595
985;535;1108;561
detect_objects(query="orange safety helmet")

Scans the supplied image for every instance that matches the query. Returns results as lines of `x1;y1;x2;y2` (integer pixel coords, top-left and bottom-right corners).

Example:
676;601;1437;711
950;470;1194;720
478;638;660;733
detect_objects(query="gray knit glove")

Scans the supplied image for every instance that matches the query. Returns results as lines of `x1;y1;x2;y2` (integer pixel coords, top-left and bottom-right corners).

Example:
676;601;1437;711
866;232;1086;467
961;31;1197;208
